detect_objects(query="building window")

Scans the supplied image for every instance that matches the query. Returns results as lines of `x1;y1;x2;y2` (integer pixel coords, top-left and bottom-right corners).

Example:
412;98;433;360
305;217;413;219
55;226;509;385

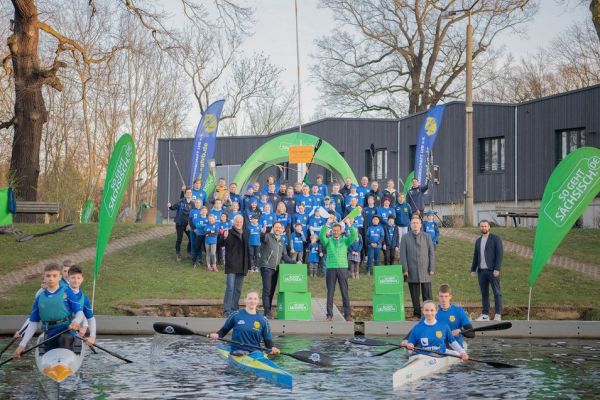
409;145;416;172
279;162;289;181
366;148;388;180
556;129;586;164
479;137;505;173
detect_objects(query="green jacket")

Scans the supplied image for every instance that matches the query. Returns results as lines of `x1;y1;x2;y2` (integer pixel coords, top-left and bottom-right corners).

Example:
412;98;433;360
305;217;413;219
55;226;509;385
319;225;357;269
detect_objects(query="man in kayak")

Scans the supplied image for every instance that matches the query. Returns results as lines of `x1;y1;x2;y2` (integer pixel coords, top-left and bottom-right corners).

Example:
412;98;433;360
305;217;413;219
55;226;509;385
209;290;280;355
401;300;469;360
67;265;97;346
12;263;84;358
436;284;475;347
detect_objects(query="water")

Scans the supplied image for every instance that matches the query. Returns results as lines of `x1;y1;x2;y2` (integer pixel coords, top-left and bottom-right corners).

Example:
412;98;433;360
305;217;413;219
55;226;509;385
1;335;599;399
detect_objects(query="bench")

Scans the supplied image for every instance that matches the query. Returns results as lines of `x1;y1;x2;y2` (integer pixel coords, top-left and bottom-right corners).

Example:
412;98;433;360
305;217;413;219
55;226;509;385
495;206;538;227
16;201;60;223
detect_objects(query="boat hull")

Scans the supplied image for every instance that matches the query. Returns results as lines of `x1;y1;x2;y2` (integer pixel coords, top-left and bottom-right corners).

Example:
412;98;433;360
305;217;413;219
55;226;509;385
217;344;293;389
34;334;86;383
392;353;461;389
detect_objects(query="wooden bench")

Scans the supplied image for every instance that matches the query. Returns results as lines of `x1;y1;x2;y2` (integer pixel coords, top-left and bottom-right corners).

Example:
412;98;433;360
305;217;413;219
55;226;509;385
495;206;538;227
16;201;60;224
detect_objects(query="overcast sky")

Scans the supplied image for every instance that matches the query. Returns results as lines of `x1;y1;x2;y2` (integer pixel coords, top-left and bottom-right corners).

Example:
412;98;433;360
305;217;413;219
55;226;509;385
175;1;591;128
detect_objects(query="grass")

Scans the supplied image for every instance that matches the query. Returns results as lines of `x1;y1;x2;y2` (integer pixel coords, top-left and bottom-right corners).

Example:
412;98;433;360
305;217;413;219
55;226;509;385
460;227;600;266
0;223;155;275
0;235;598;316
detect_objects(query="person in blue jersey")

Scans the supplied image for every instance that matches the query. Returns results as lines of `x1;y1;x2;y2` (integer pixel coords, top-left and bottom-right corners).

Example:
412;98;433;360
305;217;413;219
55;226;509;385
308;212;326;238
307;234;322;277
191;178;207;204
260;175;280;196
259;203;275;233
407;176;430;218
13;263;85;359
315;175;328;197
366;215;385;275
218;213;233;265
348;233;363;279
61;260;75;289
281;186;297;216
363;196;377;228
189;199;203;268
329;182;345;215
191;206;209;268
228;201;242;223
67;265;97;346
209;290;280;354
356;176;370;204
292;203;309;240
241;185;259;213
209;198;225;221
247;214;262;272
383;215;401;265
402;300;469;360
423;211;440;246
345;196;364;235
204;213;219;272
264;183;279;206
295;185;315;216
229;182;241;207
344;184;361;208
310;184;324;208
437;284;475;347
168;187;194;262
290;222;306;263
377;198;396;226
394;193;412;238
258;193;272;213
328;202;341;222
244;199;261;225
274;202;291;234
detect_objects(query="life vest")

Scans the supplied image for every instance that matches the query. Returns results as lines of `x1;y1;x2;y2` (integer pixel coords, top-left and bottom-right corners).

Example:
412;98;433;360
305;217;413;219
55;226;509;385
38;286;71;328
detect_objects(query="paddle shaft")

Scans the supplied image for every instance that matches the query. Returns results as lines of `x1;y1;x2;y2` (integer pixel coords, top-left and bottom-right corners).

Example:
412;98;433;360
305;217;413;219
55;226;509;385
75;336;132;363
0;328;70;367
0;325;28;358
461;322;513;334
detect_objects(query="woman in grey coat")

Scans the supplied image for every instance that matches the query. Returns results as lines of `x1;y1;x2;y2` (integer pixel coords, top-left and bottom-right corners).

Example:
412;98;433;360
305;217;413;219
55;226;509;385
400;217;435;319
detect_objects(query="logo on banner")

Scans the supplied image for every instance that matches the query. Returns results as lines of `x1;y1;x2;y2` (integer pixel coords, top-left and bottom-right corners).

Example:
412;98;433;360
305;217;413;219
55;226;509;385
425;117;438;136
203;114;218;132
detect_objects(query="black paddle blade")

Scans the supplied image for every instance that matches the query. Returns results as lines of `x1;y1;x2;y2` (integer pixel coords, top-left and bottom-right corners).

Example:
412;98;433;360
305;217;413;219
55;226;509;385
479;359;518;369
289;350;333;367
373;347;403;357
348;337;390;347
153;322;195;336
16;234;35;242
466;322;513;334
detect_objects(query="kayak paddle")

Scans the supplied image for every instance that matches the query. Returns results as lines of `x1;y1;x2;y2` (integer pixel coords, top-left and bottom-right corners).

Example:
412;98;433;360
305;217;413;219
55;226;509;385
75;336;133;363
153;322;333;367
17;224;76;242
461;321;512;334
0;328;71;368
0;325;28;360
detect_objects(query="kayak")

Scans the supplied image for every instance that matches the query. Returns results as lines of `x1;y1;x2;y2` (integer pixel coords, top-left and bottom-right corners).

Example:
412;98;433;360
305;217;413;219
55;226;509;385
392;352;461;389
34;334;86;383
216;344;293;389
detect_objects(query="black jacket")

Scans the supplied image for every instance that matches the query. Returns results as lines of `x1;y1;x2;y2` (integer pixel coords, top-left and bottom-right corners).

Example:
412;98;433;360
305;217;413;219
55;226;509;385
471;233;504;272
219;228;250;275
258;232;294;270
169;198;193;225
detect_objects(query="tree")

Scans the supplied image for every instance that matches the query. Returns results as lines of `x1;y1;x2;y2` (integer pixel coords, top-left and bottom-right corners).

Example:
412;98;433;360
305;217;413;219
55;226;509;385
312;0;536;117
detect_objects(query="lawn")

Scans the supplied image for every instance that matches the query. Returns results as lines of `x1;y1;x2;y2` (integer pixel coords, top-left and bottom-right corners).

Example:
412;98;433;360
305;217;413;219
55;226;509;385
0;223;155;275
460;227;600;266
0;235;598;316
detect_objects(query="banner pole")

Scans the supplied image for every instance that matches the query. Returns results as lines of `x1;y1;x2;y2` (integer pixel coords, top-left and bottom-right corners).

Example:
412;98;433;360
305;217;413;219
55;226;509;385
91;278;97;310
527;286;532;321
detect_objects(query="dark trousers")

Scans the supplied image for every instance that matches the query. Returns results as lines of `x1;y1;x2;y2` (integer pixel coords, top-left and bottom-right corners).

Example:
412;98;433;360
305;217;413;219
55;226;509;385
326;268;351;318
193;235;204;263
408;282;433;318
260;267;279;316
478;269;503;315
248;245;260;269
384;247;396;265
44;331;74;353
175;224;191;255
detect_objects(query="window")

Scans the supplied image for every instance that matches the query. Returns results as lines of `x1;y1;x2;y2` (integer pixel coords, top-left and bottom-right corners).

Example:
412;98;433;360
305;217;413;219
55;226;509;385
556;129;586;164
409;145;416;172
279;162;289;181
366;148;388;180
479;137;505;173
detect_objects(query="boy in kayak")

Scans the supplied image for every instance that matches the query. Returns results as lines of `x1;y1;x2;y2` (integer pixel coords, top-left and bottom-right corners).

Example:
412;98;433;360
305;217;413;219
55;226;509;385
437;284;475;347
12;263;84;358
67;265;96;346
61;259;75;288
209;290;280;355
401;300;469;360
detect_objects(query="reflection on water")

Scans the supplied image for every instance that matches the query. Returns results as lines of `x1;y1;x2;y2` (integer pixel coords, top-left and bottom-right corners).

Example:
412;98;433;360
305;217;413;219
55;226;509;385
1;335;599;399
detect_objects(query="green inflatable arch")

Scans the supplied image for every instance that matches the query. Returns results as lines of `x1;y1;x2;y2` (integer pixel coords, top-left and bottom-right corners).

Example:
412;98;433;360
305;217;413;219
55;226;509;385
233;132;357;191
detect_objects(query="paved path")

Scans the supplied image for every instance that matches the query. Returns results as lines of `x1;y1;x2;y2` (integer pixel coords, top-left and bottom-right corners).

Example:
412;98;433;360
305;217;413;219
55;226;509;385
442;228;600;279
0;225;173;296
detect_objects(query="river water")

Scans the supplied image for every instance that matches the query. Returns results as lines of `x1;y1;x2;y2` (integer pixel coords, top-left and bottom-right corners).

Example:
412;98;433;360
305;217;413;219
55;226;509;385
1;335;599;399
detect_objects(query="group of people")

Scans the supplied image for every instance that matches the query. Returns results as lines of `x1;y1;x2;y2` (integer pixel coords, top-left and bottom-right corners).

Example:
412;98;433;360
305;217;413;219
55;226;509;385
168;173;504;322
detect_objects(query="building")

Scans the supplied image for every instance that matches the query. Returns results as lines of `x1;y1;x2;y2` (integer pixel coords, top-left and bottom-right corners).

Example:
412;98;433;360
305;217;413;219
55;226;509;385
157;84;600;227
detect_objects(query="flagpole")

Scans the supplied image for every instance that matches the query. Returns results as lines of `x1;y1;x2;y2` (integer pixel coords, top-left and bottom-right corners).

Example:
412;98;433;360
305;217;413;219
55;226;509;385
527;286;532;321
294;0;306;183
91;278;97;310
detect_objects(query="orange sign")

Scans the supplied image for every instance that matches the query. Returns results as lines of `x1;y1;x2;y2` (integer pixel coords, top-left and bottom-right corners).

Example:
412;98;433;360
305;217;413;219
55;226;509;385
288;145;314;163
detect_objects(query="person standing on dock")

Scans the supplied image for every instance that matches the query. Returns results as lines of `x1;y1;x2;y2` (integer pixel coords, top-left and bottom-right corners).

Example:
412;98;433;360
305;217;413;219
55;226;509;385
220;215;250;317
470;220;504;321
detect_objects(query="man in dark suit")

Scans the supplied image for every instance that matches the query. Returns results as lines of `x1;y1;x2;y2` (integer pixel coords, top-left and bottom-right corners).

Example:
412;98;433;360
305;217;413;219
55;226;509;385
470;220;504;321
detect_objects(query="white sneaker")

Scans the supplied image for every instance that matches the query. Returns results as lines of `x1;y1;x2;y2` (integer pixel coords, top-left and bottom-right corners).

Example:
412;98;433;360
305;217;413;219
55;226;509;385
476;314;489;321
494;314;502;321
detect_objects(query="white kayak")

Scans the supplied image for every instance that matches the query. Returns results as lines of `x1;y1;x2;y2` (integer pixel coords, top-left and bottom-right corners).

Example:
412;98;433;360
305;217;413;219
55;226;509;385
34;333;86;383
392;352;461;389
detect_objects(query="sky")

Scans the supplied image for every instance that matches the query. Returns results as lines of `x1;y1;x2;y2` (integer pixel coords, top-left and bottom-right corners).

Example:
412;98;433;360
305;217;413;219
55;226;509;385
175;1;592;128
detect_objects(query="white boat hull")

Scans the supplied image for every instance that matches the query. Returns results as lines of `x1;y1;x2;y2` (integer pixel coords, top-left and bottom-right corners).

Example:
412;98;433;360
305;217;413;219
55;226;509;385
34;334;86;383
392;353;461;389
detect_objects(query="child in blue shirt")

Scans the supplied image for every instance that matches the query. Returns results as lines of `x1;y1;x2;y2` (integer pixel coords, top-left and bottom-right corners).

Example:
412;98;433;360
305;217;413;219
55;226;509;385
292;203;309;238
307;235;322;278
275;202;291;233
204;214;219;272
247;214;261;272
394;193;412;237
218;213;232;265
377;198;396;226
290;222;306;263
383;215;400;265
348;233;363;279
259;203;275;233
366;215;385;275
189;199;204;267
423;211;440;246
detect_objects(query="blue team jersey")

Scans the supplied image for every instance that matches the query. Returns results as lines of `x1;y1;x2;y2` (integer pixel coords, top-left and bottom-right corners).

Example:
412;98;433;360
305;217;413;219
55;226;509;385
311;193;324;207
259;212;275;229
280;234;288;246
295;194;315;215
437;305;470;346
308;216;325;236
229;192;241;206
189;208;202;229
29;286;82;336
423;221;440;244
317;183;328;197
344;193;362;208
329;193;345;214
356;185;369;203
228;211;242;222
377;206;396;225
218;221;232;234
363;206;377;227
292;213;309;236
191;188;207;204
72;289;94;320
204;223;218;244
219;310;273;351
209;208;224;221
307;242;321;263
247;224;262;246
290;231;305;252
394;202;412;227
345;206;364;228
275;212;290;228
407;319;456;354
366;224;385;247
258;200;272;212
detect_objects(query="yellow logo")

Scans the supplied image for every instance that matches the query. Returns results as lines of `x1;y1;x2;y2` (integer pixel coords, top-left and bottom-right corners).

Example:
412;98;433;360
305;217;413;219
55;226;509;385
435;331;443;339
203;114;218;132
253;321;260;330
449;315;456;322
425;117;437;136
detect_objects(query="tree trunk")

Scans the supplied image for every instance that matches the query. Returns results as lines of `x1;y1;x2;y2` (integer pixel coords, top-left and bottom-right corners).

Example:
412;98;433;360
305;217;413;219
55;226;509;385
592;0;600;42
8;0;46;202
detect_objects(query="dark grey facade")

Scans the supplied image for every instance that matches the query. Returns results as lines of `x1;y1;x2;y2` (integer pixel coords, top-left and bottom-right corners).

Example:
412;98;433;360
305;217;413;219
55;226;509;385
157;85;600;212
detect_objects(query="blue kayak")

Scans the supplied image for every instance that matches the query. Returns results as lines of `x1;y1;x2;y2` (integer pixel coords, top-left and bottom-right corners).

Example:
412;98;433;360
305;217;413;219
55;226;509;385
216;344;293;389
